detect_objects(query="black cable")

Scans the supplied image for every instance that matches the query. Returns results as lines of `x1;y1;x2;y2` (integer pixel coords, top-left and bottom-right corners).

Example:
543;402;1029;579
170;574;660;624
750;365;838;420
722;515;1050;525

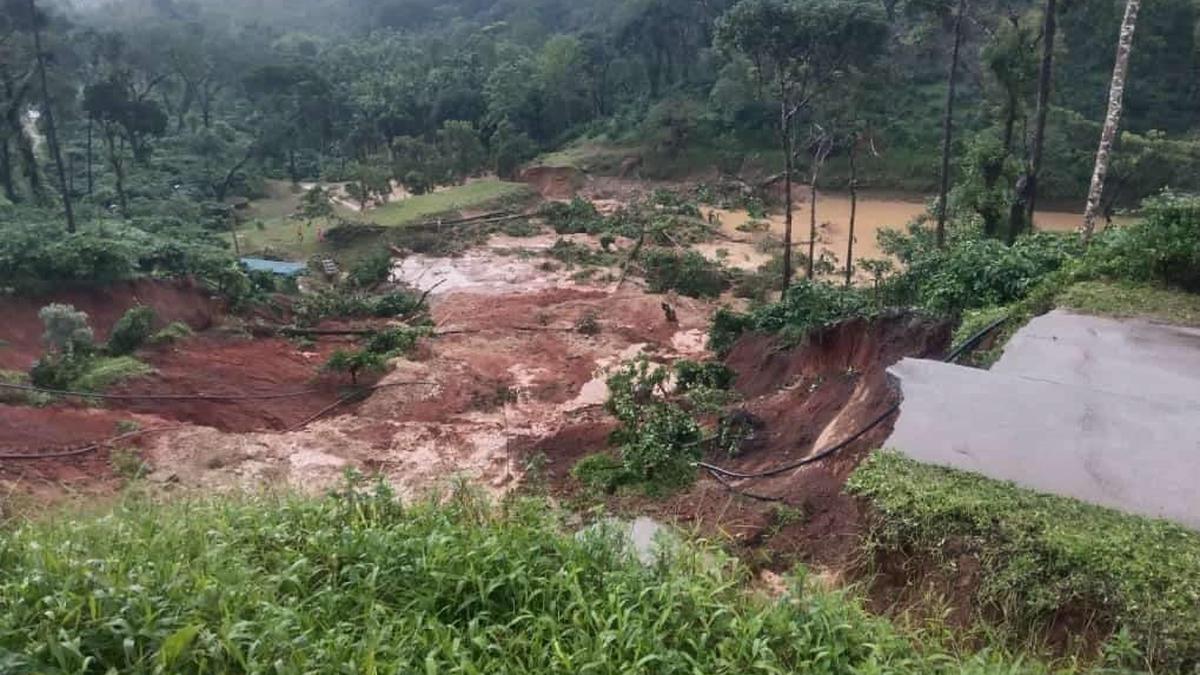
699;316;1009;482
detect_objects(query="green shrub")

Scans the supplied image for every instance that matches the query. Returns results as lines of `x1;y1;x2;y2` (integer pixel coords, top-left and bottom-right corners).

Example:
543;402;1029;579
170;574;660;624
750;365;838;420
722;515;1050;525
365;326;428;356
1084;191;1200;290
0;486;1029;673
640;249;728;298
70;357;154;392
604;359;702;491
878;226;1083;314
294;290;423;325
540;197;605;234
673;359;735;392
324;349;388;385
709;280;876;353
149;322;194;346
849;451;1200;672
348;251;394;288
38;304;94;355
107;306;158;356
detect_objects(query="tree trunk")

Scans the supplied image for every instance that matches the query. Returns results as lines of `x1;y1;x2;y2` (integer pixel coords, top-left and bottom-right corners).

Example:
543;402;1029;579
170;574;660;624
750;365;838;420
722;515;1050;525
935;0;967;249
86;118;93;197
846;141;858;287
808;178;819;280
103;127;128;218
807;134;833;280
1002;89;1018;154
14;118;42;202
780;97;794;290
28;0;75;232
1012;0;1058;238
0;137;15;203
1081;0;1140;242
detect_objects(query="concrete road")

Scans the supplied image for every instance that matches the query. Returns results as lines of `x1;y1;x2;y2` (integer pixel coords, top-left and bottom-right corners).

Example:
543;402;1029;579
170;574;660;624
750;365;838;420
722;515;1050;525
886;311;1200;529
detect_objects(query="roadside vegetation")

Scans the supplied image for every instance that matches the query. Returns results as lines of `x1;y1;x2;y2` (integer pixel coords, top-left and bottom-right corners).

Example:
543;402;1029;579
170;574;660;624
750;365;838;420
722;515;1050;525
0;481;1064;674
850;452;1200;672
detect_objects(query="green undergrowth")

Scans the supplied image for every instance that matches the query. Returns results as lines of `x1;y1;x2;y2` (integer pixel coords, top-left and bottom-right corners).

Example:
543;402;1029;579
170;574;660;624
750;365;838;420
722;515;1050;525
0;484;1047;673
1057;280;1200;326
849;451;1200;672
68;356;154;392
953;278;1200;368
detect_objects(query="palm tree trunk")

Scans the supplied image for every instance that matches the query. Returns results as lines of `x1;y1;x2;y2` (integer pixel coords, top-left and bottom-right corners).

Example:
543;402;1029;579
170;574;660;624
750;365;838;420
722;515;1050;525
1081;0;1141;242
935;0;967;248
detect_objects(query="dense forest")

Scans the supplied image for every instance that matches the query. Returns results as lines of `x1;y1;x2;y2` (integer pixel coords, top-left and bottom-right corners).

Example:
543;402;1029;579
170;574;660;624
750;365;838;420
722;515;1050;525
0;0;1198;292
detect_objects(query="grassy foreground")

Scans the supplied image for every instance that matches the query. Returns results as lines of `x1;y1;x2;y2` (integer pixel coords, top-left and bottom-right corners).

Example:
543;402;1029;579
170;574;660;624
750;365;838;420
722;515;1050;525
849;452;1200;672
0;483;1048;673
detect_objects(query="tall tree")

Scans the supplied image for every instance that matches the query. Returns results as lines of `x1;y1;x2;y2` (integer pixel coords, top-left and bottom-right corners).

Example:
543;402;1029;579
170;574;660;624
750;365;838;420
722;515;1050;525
717;0;887;287
1009;0;1058;240
26;0;75;232
1081;0;1141;242
934;0;967;249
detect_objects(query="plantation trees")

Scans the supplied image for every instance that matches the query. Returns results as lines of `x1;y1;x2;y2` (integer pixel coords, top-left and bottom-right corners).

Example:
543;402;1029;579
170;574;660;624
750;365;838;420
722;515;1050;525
716;0;887;287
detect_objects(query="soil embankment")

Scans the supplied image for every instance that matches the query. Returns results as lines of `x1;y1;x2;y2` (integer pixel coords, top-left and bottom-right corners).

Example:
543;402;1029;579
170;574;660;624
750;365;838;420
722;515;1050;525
0;279;220;371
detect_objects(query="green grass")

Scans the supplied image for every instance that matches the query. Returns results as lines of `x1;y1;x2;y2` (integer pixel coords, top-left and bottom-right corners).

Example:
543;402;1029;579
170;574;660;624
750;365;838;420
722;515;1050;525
848;451;1200;672
1057;280;1200;326
233;180;533;263
71;356;153;392
0;370;53;406
536;140;634;172
0;484;1055;673
953;279;1200;369
365;181;532;227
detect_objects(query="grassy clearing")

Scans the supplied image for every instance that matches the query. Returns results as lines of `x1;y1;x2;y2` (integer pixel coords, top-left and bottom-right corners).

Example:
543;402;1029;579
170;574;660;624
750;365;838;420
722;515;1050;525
0;484;1053;673
849;451;1200;672
234;180;532;261
1057;280;1200;326
365;180;532;227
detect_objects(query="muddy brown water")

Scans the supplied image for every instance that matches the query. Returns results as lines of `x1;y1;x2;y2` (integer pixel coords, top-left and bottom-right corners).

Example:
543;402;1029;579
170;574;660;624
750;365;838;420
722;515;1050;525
701;191;1136;276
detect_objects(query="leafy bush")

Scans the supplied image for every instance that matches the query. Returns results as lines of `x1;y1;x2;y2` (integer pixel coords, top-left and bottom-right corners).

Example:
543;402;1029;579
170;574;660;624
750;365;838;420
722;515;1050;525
640;249;728;298
850;451;1200;671
673;359;735;392
38;304;94;355
878;225;1083;314
709;280;876;353
1084;191;1200;291
294;290;423;325
0;486;1021;673
323;349;388;385
539;197;605;234
365;326;428;357
107;306;158;356
149;322;194;346
348;251;394;288
603;359;702;491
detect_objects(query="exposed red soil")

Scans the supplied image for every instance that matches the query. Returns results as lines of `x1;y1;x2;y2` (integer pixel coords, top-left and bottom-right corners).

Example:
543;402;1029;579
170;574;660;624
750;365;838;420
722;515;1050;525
0;405;170;509
0;278;221;370
109;334;354;433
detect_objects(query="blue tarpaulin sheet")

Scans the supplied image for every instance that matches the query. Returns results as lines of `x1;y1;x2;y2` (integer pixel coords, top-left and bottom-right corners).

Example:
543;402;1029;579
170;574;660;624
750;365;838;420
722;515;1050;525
240;258;308;277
